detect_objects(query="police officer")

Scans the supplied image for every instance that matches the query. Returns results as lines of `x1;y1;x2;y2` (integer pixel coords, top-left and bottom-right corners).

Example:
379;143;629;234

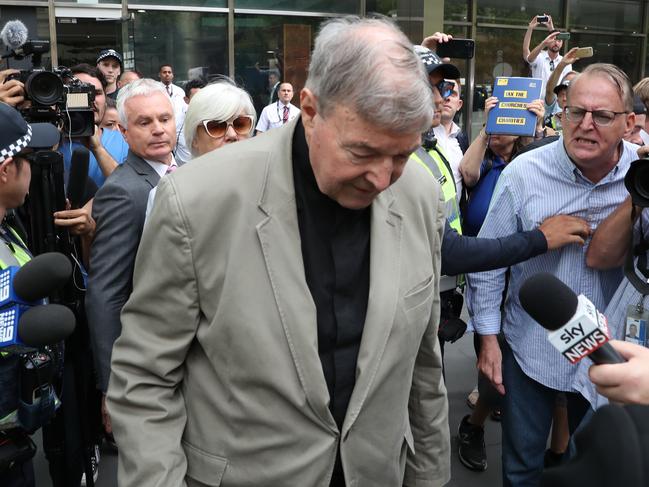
0;102;60;487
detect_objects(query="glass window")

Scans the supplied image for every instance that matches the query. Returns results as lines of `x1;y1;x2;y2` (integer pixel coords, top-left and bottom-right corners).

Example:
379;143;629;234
57;18;123;68
130;0;226;6
445;0;469;23
234;14;323;116
234;0;357;14
569;0;642;33
570;33;643;83
133;11;228;83
478;1;563;27
366;0;424;43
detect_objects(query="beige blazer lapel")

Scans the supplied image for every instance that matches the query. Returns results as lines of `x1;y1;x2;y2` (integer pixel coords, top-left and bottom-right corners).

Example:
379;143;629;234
255;119;338;432
342;189;402;437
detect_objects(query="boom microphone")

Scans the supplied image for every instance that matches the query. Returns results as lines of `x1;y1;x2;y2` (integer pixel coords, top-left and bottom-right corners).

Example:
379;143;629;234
519;273;625;365
0;20;28;51
12;252;72;302
66;148;89;209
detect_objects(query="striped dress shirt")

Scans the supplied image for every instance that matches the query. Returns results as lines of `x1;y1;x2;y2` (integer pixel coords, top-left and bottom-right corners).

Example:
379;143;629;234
467;137;637;392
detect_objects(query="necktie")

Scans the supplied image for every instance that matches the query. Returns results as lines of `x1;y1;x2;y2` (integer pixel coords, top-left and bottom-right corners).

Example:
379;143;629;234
165;164;177;175
283;106;289;124
167;85;172;97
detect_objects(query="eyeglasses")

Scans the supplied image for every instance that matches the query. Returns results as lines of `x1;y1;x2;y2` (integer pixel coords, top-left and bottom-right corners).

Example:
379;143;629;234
549;60;555;72
201;115;254;139
563;106;628;127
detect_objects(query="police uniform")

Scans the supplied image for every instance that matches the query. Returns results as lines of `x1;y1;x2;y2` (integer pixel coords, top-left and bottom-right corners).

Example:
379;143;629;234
0;102;60;487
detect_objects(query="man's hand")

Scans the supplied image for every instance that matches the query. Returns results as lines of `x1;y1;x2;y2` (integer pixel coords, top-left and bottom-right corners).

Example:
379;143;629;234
422;32;453;61
527;15;540;30
102;394;112;434
539;214;591;249
54;199;95;237
559;47;580;67
0;69;25;107
542;31;560;48
589;341;649;405
87;124;102;152
478;335;505;395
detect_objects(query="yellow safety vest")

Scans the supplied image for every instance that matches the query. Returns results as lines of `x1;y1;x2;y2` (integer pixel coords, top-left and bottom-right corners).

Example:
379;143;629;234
410;146;462;235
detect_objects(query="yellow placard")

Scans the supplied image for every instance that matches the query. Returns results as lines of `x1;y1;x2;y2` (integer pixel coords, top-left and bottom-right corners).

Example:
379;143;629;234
503;90;527;98
499;102;528;109
496;117;526;125
497;78;508;86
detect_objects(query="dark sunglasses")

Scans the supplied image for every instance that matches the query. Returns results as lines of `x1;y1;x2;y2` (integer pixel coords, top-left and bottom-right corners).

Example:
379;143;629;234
435;80;455;99
201;115;254;139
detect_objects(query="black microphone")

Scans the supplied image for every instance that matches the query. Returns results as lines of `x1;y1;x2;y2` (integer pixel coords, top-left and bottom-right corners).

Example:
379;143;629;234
13;252;72;302
17;304;75;347
66;147;89;209
519;273;625;365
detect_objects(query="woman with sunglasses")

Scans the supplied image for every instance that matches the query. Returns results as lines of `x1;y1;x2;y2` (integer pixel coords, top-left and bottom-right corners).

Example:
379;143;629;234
183;80;256;158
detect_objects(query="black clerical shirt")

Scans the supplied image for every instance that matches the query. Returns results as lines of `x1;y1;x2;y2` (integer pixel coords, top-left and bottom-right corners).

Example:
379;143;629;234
292;119;371;485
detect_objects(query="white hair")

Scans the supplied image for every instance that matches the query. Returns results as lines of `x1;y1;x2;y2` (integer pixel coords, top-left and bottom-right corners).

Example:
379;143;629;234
183;81;256;156
305;16;433;134
116;78;170;128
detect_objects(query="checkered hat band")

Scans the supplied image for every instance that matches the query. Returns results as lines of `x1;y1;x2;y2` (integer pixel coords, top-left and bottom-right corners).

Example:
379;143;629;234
0;125;32;164
421;55;442;66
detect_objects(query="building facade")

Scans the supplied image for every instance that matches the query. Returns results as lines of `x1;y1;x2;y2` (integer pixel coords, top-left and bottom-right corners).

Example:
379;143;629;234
1;0;646;136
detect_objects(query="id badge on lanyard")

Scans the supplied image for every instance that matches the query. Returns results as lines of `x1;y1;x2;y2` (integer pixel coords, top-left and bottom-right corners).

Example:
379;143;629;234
625;295;649;347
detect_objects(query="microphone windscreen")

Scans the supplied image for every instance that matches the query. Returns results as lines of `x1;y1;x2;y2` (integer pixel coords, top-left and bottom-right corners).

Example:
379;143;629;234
18;304;75;346
0;20;28;50
13;252;72;302
519;272;578;331
67;147;89;209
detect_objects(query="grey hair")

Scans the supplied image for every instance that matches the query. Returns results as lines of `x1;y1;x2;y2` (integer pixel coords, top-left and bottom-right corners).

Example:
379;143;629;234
305;15;433;133
116;78;170;128
183;81;256;157
569;63;633;112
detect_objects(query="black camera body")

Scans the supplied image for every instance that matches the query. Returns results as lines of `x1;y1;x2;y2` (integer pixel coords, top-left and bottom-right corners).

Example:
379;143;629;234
4;42;96;138
625;158;649;207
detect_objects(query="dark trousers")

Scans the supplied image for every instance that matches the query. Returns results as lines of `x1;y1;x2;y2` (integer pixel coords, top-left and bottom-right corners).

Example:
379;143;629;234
501;341;590;487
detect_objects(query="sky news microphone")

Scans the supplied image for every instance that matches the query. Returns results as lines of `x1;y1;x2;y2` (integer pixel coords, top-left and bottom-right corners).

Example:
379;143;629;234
519;272;625;365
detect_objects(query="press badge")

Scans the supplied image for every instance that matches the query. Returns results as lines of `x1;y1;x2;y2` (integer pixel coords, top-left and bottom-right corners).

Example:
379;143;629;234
625;296;649;347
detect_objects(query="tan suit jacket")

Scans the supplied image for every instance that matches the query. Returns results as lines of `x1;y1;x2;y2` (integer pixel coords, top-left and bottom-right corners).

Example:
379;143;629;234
107;117;450;487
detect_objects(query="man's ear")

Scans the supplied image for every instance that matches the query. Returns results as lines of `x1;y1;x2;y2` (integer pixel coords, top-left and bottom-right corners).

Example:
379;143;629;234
300;88;318;132
0;158;13;182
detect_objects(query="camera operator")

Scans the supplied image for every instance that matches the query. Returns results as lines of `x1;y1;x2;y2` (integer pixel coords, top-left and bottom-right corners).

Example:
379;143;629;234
0;102;60;487
0;69;25;107
59;64;128;189
584;152;649;406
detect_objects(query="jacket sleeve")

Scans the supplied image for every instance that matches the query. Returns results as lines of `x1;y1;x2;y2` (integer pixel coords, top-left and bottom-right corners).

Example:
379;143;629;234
107;176;199;487
404;189;451;487
441;222;548;276
85;181;141;392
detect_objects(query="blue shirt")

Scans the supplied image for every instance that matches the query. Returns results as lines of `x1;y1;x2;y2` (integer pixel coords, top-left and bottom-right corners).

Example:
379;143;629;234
467;137;637;392
464;155;507;237
60;129;129;188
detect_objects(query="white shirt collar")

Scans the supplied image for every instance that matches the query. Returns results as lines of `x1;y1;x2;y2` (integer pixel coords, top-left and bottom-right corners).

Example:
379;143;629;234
144;154;177;178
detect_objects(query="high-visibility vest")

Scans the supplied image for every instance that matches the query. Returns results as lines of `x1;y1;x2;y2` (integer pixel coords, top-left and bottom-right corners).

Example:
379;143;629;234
409;146;462;235
0;225;32;360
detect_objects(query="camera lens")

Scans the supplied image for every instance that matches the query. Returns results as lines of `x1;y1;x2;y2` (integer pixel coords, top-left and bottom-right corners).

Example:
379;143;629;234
25;71;64;106
634;164;649;200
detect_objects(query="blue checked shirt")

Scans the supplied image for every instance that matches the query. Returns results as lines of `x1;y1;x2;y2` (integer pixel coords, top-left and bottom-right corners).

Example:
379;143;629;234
467;137;637;392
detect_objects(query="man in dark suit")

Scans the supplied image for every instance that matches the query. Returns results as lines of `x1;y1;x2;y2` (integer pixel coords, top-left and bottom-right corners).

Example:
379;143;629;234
85;78;177;434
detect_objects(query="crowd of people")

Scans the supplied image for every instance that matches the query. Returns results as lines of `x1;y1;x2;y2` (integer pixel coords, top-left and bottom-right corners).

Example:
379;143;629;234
0;12;649;487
